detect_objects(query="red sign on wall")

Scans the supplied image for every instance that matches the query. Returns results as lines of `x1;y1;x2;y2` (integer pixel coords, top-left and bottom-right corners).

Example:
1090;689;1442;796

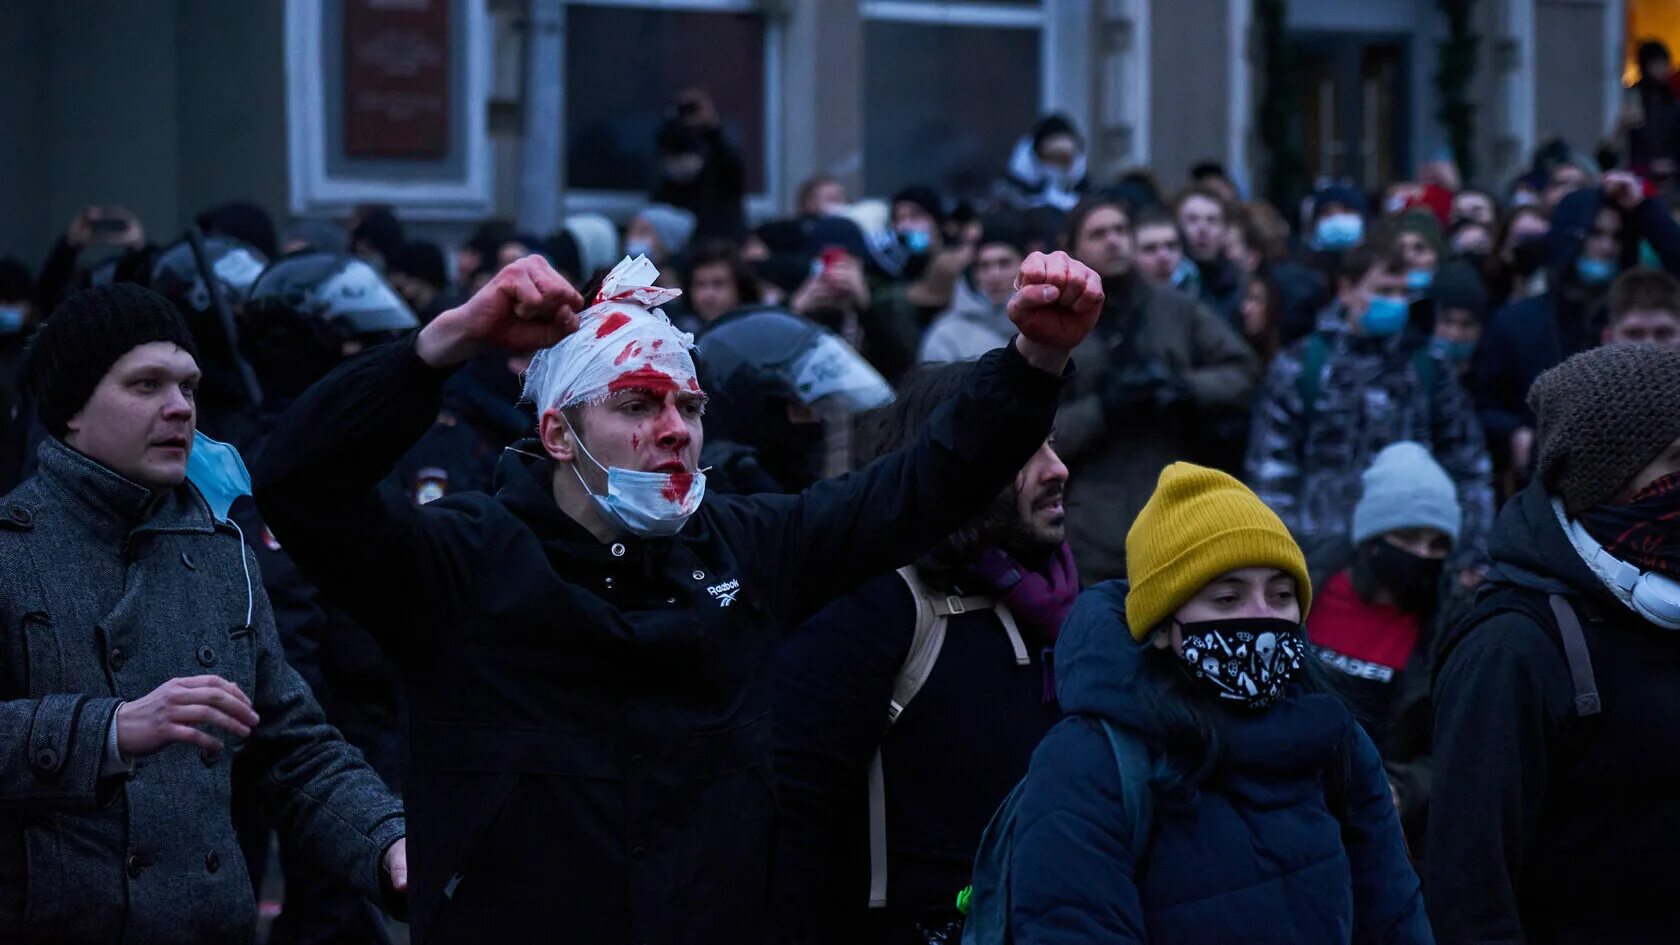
344;0;451;159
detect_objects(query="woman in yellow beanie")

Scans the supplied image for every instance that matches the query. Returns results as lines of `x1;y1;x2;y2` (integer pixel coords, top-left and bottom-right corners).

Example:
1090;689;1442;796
986;463;1430;944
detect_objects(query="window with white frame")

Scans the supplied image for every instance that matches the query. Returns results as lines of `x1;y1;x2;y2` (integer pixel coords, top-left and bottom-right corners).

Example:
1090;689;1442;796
861;1;1047;199
561;0;776;210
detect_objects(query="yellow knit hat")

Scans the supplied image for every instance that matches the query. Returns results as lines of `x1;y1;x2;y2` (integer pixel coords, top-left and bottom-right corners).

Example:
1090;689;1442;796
1125;463;1312;641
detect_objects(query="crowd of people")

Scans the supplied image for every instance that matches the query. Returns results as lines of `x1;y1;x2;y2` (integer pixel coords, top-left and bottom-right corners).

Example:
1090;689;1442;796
7;71;1680;945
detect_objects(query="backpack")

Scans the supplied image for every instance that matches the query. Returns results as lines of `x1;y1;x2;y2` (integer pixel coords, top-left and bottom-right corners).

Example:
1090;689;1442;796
1296;331;1436;430
867;566;1031;908
958;719;1154;945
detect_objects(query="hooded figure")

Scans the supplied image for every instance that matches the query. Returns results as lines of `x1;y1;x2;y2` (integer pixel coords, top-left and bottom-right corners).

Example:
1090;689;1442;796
994;114;1090;212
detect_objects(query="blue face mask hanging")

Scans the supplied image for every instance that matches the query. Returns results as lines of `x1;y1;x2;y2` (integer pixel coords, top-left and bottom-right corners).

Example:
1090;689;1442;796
563;416;704;538
186;430;252;523
1576;256;1618;286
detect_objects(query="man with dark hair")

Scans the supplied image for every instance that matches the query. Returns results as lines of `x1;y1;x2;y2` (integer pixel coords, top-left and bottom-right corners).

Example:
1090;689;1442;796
0;284;406;945
1190;159;1240;205
1247;243;1495;579
921;216;1030;362
652;89;747;242
387;241;450;322
1430;343;1680;942
1131;208;1190;291
774;361;1073;943
1053;196;1258;582
1604;267;1680;348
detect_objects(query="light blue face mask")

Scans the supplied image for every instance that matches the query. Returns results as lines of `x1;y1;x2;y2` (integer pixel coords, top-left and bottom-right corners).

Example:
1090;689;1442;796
899;229;932;254
1576;256;1618;286
186;430;252;523
0;306;25;335
1361;295;1411;337
1432;336;1477;364
563;417;704;538
1315;214;1364;251
1405;269;1435;293
624;238;656;261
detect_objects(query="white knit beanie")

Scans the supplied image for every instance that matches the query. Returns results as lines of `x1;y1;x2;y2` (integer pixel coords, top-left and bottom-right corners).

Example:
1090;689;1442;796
1351;441;1463;547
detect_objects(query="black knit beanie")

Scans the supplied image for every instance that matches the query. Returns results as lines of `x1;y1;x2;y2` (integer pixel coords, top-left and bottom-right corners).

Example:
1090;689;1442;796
26;284;199;438
1529;343;1680;514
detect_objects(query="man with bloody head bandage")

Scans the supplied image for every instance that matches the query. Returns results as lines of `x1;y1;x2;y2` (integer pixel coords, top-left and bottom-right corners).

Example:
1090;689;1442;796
252;249;1101;943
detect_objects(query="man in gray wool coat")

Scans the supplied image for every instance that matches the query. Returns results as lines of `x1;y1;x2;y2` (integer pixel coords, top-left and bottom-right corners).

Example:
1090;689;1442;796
0;284;406;944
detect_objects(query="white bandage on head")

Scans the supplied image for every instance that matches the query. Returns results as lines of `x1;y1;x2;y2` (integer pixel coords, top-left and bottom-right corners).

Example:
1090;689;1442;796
521;256;698;412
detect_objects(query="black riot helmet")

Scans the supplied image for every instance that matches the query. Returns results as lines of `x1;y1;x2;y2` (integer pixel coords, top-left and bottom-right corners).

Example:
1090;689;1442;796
150;234;268;318
242;252;419;400
696;307;894;493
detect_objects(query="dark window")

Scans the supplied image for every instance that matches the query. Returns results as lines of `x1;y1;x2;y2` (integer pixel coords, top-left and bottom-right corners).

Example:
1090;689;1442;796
863;19;1041;199
564;6;767;193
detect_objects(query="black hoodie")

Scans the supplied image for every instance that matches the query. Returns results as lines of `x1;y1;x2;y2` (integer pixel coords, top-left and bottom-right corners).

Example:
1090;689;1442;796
1427;480;1680;944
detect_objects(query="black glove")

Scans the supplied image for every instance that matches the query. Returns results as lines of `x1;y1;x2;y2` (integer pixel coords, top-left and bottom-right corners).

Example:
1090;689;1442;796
1099;360;1193;422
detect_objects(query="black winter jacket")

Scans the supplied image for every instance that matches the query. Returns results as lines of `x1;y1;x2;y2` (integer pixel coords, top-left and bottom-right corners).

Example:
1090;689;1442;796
252;335;1064;944
1428;480;1680;943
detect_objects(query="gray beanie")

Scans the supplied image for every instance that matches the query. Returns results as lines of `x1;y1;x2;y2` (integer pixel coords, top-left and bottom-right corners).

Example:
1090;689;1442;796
1351;441;1463;547
636;204;697;259
1529;342;1680;514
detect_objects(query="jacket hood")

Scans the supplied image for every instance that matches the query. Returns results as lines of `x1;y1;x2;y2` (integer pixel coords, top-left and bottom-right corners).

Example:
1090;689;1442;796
1054;581;1349;772
942;275;1014;335
1546;187;1605;284
1484;479;1610;602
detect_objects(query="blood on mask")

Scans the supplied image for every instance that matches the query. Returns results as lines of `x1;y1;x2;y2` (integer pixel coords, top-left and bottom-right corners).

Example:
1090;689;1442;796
596;311;631;338
661;472;695;504
615;340;643;365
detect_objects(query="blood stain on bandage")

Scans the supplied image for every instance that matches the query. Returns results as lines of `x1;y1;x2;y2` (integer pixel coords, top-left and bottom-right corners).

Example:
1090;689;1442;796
661;472;694;504
614;340;642;366
595;311;631;338
686;377;701;392
608;365;679;397
631;434;640;450
651;339;664;350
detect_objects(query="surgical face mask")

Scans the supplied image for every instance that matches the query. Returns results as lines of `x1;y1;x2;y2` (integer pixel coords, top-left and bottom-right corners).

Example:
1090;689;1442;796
0;306;24;335
1360;295;1411;337
1175;616;1305;711
564;416;704;538
624;238;656;261
898;229;932;255
186;430;252;523
1406;269;1435;293
1576;255;1618;286
1432;336;1477;364
1315;213;1364;251
664;153;704;183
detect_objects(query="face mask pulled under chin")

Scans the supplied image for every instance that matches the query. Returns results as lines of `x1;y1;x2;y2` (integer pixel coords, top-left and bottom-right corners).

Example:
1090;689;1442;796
563;416;704;538
1173;616;1305;711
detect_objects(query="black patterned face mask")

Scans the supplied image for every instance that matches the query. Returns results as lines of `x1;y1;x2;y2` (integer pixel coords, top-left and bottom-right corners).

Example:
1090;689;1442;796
1175;617;1306;710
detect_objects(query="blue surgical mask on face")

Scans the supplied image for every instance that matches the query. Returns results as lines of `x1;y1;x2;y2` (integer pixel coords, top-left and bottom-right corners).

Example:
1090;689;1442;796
899;229;932;254
624;239;656;261
564;417;704;538
1315;213;1364;251
186;430;252;523
1361;295;1411;337
1432;336;1477;364
1576;255;1618;285
0;306;24;335
1406;269;1435;293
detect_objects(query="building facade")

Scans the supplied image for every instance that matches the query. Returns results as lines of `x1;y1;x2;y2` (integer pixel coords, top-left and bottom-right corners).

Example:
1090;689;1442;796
0;0;1634;261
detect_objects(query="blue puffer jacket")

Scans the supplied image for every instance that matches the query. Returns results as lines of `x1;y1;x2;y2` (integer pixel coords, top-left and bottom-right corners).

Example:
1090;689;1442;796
1006;581;1433;944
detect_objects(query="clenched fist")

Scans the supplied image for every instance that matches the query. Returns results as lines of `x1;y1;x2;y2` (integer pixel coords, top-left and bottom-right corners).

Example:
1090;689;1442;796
1008;251;1103;373
417;254;586;368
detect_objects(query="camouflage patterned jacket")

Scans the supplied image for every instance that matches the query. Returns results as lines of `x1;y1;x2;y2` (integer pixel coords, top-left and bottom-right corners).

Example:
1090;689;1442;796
1245;308;1494;569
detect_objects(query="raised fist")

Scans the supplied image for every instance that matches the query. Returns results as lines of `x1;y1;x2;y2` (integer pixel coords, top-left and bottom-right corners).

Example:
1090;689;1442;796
1007;251;1104;352
417;255;586;368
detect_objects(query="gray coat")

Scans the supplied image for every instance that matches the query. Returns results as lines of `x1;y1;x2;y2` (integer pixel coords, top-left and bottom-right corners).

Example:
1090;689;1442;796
0;439;404;945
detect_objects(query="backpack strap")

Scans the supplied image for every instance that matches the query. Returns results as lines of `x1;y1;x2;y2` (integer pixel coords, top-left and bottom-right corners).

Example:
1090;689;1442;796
1098;721;1155;864
871;567;1008;908
1548;593;1602;717
1296;331;1328;430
